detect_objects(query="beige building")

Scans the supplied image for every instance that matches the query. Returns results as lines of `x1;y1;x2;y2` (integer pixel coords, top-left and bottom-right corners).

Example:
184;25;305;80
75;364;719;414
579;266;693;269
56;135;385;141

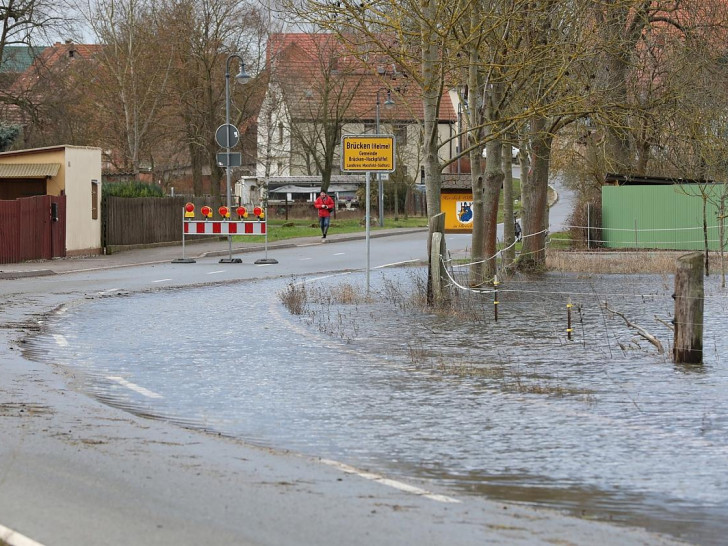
0;145;102;255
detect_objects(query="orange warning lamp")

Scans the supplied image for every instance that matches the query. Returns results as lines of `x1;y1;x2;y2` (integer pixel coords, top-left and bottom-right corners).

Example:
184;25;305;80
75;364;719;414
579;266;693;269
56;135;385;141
200;205;213;219
253;206;263;218
184;202;195;218
218;206;230;219
236;206;248;219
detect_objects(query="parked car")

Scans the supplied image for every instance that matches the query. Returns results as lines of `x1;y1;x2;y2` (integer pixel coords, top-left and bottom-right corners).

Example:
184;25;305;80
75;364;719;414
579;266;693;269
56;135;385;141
482;145;520;161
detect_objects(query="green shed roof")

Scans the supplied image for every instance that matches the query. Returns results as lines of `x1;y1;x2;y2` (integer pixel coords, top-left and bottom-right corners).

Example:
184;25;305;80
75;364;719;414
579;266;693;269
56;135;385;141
0;45;46;73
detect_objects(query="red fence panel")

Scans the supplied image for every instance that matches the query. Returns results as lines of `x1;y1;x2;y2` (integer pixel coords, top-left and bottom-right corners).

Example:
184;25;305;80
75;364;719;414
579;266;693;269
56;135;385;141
0;195;66;264
0;199;21;263
50;195;66;259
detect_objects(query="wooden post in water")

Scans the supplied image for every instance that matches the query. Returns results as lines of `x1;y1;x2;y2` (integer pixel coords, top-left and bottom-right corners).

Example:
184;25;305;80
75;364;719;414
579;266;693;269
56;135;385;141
673;252;704;364
427;213;447;306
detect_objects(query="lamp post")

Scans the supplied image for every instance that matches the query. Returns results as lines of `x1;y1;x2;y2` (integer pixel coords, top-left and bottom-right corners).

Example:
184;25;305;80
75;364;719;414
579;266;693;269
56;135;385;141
375;88;394;227
221;53;250;262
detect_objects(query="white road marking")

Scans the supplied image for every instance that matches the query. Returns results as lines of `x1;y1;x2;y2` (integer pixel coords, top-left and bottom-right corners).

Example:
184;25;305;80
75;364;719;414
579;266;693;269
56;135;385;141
319;459;461;504
0;523;46;546
333;252;345;256
255;263;274;267
295;273;351;286
106;376;163;399
152;278;173;283
299;257;313;261
373;259;419;269
53;334;68;347
207;270;225;275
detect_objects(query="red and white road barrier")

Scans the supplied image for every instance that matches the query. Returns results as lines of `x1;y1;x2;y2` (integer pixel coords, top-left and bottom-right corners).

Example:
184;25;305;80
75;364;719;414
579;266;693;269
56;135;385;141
183;220;265;235
173;203;267;263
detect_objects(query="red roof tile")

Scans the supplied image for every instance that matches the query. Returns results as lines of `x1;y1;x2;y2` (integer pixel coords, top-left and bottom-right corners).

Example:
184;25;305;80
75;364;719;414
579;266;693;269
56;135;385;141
10;42;102;93
268;33;455;123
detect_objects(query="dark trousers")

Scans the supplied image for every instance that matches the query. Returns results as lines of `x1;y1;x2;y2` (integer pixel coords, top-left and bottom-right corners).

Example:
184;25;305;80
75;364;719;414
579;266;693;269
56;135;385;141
319;216;331;236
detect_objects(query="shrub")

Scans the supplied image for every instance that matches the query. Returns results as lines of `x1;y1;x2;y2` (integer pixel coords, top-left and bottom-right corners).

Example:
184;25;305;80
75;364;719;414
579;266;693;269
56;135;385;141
103;181;164;198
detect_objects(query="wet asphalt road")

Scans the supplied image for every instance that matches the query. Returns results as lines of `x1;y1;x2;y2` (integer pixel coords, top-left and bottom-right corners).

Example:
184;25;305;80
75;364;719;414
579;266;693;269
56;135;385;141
0;225;687;545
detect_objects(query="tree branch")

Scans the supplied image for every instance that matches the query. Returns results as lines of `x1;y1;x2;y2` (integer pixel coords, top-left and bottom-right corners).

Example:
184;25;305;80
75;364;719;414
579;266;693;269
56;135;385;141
602;302;665;354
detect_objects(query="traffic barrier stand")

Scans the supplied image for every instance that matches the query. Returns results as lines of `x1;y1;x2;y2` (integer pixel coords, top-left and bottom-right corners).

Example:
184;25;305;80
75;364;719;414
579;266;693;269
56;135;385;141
172;203;267;264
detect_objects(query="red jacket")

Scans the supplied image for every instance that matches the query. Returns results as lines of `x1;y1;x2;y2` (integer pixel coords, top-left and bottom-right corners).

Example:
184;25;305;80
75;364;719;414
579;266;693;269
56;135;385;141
315;195;335;218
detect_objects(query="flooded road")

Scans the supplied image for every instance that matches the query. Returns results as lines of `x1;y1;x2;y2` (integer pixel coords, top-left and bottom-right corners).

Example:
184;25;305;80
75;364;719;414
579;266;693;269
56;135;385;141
28;269;728;545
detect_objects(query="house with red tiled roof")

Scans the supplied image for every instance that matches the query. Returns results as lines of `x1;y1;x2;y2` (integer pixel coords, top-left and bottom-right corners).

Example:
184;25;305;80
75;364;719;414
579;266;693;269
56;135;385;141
1;41;103;146
9;41;102;93
255;33;457;201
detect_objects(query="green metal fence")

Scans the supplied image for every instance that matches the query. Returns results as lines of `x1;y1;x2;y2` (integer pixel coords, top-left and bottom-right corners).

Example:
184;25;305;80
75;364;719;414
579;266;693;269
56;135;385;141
601;184;725;250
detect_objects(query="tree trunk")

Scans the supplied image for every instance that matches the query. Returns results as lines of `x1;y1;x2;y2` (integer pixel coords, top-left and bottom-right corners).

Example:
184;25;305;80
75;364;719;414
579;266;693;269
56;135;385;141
482;139;503;277
702;194;710;276
210;150;222;198
469;168;486;287
502;143;515;266
520;116;551;269
190;143;204;196
421;2;442;218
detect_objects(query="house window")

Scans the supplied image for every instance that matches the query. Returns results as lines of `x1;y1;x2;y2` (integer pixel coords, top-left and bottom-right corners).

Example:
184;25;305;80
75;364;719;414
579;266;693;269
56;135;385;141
91;180;99;220
394;125;408;146
278;122;284;144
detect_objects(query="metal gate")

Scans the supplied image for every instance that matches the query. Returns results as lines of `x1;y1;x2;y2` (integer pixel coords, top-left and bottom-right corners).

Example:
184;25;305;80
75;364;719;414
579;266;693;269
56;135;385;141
0;195;66;264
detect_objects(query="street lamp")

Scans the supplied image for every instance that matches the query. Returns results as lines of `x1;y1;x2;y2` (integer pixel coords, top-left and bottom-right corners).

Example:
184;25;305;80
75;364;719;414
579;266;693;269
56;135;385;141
375;88;394;227
225;53;251;208
221;53;250;262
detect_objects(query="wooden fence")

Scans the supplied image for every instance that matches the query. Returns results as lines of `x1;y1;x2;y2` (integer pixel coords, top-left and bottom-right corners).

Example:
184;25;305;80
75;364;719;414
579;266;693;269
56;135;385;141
103;196;224;251
0;195;66;264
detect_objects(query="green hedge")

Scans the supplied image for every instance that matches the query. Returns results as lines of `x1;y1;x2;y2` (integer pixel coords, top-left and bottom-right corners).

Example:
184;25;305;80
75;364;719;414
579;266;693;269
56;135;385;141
103;181;164;198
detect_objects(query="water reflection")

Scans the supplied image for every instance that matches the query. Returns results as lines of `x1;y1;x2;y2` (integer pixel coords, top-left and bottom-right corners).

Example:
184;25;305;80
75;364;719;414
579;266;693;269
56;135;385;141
26;270;728;545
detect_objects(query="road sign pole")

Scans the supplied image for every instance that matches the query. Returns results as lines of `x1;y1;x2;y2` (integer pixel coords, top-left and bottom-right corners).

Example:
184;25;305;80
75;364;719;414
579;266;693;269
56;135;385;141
340;135;395;298
366;171;371;297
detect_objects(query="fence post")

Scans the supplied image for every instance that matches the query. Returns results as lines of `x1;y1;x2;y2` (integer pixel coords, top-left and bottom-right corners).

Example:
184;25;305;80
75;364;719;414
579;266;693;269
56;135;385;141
427;212;446;306
673;252;704;364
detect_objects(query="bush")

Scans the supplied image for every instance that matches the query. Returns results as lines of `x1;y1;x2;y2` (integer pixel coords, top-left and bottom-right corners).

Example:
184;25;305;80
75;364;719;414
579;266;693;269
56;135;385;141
103;181;164;198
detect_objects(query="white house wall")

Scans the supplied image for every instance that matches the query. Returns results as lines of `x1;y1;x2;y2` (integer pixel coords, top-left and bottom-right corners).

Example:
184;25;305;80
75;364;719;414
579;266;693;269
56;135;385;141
64;146;102;254
0;145;102;255
257;85;293;178
257;86;456;182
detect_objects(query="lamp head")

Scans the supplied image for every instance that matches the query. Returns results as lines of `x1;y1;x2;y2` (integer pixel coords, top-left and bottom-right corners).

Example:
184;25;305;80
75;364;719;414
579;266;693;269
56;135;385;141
384;90;395;109
235;64;251;84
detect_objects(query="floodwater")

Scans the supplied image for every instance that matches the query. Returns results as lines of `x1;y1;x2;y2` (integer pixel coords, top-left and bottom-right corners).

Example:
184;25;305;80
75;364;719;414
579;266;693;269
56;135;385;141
27;269;728;545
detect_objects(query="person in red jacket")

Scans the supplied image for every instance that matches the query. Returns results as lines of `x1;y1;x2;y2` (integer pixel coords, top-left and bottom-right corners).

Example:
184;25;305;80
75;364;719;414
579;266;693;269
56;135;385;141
314;190;335;242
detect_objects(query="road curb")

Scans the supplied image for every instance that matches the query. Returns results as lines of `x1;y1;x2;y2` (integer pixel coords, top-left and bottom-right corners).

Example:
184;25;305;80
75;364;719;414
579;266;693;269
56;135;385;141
0;269;55;280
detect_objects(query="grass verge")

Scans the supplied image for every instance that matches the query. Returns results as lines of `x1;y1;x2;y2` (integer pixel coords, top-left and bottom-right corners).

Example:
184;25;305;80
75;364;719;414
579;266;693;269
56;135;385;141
233;216;428;243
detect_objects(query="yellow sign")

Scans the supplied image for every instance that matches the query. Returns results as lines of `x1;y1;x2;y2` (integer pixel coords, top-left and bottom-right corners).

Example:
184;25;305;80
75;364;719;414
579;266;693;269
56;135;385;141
442;192;474;232
341;135;395;172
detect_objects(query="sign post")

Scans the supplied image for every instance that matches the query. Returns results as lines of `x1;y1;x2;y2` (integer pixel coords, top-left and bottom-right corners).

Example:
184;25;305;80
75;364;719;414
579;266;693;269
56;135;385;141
341;135;396;295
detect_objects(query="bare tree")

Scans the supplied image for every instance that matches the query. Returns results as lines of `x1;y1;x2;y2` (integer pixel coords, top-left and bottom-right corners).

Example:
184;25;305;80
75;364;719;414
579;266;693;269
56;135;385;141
269;33;364;192
0;0;66;73
157;0;262;196
0;0;76;142
81;0;173;174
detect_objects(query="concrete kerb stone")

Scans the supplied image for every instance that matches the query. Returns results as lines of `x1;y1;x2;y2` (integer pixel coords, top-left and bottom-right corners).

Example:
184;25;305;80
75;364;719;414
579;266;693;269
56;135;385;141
0;269;56;280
